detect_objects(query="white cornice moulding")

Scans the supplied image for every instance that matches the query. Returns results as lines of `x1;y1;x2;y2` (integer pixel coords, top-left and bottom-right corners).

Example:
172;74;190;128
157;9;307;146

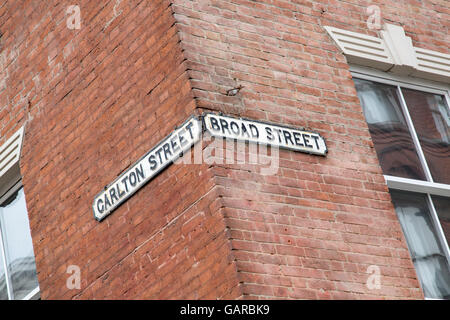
380;24;418;74
325;24;450;82
0;126;24;178
414;47;450;82
0;126;24;198
324;26;394;71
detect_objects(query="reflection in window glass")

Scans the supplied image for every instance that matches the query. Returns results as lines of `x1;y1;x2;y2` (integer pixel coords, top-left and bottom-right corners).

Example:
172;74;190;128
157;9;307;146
354;79;426;180
431;195;450;247
0;248;7;300
0;188;39;299
402;89;450;184
390;190;450;299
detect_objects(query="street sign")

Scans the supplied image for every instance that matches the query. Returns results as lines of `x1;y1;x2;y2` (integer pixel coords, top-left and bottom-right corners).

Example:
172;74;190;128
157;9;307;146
93;116;202;221
203;113;327;156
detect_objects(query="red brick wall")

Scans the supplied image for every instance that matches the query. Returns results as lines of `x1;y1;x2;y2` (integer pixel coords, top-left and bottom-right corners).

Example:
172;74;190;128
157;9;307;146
170;0;450;299
1;0;448;299
1;0;241;299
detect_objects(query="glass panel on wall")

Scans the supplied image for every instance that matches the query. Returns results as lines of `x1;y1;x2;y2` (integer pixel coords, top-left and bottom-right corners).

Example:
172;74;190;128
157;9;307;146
431;195;450;247
390;190;450;299
0;188;39;299
354;79;427;180
0;248;8;300
401;89;450;184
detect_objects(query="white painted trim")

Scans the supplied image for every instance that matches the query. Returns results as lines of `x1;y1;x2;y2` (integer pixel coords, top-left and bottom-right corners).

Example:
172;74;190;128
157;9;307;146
386;175;450;299
22;286;40;300
426;194;450;265
0;180;23;300
0;126;24;178
0;181;40;300
385;176;450;197
326;23;450;83
0;129;40;301
444;94;450;119
350;66;450;94
352;68;450;186
414;47;450;82
396;86;434;182
0;180;22;204
0;127;25;200
324;26;393;71
380;24;418;73
0;217;13;300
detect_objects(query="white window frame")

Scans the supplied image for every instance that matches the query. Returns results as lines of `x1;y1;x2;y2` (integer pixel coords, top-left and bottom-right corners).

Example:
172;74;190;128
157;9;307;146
350;65;450;278
0;126;40;300
0;180;40;300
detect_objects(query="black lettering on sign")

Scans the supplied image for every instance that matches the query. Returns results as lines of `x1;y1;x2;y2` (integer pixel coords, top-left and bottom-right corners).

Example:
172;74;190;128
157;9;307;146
121;176;129;192
249;124;259;138
148;155;157;171
109;188;118;205
136;164;145;182
94;115;202;222
240;122;250;137
97;199;104;214
171;136;180;154
209;116;220;131
283;130;293;145
155;147;163;164
311;135;320;149
274;128;282;143
230;121;240;135
220;119;230;135
303;134;313;148
104;194;112;210
179;129;188;148
265;127;274;141
129;172;137;187
117;183;125;198
204;113;327;158
185;122;195;139
293;132;304;147
163;143;172;161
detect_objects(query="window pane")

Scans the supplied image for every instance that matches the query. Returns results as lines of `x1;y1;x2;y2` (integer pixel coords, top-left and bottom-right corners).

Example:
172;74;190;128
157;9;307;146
0;249;8;299
402;89;450;184
431;195;450;247
0;188;39;299
390;190;450;299
354;79;426;180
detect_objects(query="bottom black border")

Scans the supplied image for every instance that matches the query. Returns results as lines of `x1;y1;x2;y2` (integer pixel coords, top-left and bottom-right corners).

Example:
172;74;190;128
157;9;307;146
2;299;444;318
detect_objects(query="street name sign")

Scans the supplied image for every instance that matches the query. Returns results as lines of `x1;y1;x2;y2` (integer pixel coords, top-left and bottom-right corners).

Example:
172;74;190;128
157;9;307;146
203;113;327;156
93;116;202;221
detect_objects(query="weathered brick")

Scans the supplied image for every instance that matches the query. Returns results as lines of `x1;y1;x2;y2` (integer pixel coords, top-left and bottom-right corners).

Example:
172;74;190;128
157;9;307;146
2;0;445;300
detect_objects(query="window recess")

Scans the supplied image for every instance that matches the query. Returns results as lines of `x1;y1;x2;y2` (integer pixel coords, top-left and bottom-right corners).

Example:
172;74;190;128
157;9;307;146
352;71;450;300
